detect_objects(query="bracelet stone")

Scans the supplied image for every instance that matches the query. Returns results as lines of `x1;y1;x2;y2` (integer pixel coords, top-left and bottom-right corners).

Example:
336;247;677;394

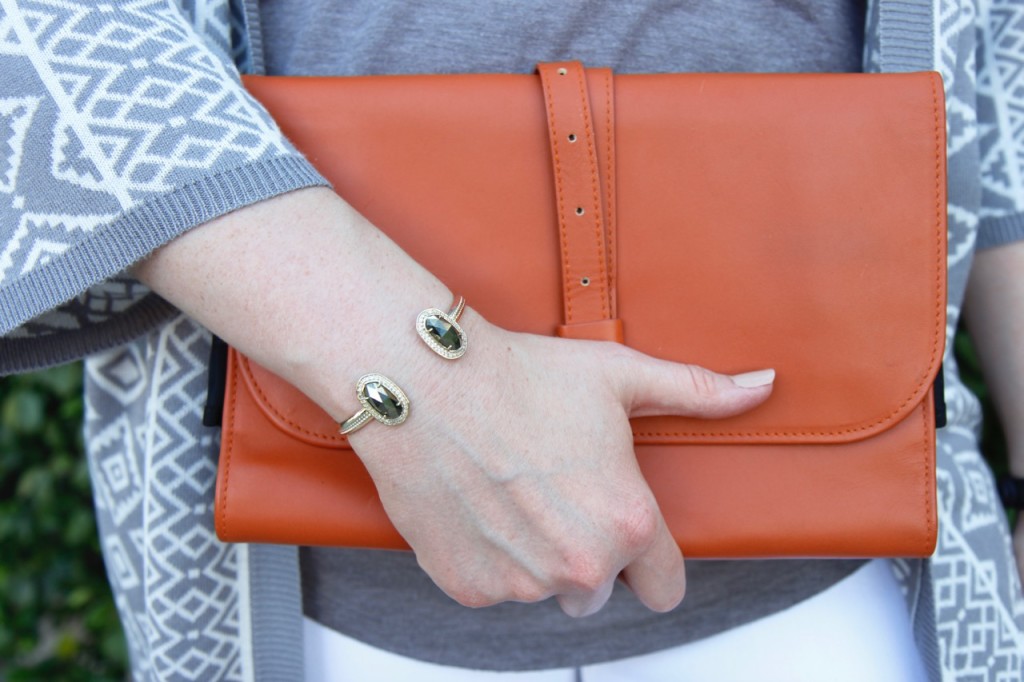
338;373;409;435
416;295;467;359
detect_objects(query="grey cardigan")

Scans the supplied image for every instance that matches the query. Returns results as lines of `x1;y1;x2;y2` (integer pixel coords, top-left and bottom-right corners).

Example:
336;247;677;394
0;1;1022;680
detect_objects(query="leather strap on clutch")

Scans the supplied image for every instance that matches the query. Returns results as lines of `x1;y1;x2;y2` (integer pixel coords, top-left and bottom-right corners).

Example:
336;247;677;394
538;62;621;341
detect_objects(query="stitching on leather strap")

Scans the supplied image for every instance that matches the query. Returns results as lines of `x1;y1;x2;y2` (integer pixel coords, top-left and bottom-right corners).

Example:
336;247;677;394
540;66;574;323
603;69;617;317
218;352;239;537
571;65;610;319
539;62;612;326
923;71;943;551
920;390;935;554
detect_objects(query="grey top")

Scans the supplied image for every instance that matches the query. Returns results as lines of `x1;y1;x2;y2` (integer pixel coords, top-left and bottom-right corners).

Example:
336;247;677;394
260;1;866;76
260;0;868;670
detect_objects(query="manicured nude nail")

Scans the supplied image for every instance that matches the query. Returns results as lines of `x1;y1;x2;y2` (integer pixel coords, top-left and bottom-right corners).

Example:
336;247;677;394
730;369;775;388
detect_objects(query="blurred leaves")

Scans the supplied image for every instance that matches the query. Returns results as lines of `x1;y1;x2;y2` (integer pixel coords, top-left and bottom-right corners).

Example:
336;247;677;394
0;363;127;681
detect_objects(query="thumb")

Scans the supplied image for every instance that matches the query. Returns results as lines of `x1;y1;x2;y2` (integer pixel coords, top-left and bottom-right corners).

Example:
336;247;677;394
613;351;775;419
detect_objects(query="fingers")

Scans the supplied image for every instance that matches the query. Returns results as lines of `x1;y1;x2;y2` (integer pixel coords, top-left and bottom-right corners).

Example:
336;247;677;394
620;517;687;612
609;347;775;419
554;512;686;619
557;577;616;618
556;490;683;618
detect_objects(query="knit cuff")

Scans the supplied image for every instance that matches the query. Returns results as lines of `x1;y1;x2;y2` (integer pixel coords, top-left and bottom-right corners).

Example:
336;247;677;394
976;212;1024;251
0;155;327;373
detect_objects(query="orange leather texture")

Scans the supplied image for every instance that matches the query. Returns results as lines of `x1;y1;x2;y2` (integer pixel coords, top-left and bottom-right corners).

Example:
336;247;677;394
217;64;947;557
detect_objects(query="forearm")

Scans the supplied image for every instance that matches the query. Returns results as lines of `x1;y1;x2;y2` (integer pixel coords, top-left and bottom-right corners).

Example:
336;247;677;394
133;186;453;423
964;240;1024;477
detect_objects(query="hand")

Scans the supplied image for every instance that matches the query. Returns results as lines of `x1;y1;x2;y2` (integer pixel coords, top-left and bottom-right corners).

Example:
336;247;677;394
349;314;774;617
133;187;774;617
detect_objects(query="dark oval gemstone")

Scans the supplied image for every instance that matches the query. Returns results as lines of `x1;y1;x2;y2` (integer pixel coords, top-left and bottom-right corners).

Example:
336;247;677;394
425;315;461;350
361;381;403;419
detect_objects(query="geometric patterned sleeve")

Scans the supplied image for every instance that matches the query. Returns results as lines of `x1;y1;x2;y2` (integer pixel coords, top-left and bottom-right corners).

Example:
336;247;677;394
0;0;328;373
975;0;1024;250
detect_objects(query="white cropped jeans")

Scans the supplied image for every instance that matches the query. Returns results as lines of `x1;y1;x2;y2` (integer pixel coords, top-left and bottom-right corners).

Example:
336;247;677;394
303;558;927;682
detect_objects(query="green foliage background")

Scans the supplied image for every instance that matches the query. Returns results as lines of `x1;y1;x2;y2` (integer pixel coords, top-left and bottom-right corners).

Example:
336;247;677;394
0;364;127;681
0;331;1011;680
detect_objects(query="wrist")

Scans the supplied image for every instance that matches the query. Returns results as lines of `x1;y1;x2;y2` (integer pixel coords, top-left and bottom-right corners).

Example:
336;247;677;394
344;306;511;464
292;280;456;424
333;294;470;437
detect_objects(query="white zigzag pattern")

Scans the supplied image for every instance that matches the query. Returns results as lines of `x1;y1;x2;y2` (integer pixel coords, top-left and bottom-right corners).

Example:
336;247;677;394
0;9;19;54
0;95;39;192
1;0;291;208
3;0;133;206
977;0;1024;214
0;0;309;337
0;210;112;280
935;448;1024;678
184;0;231;53
947;204;980;269
946;95;979;159
145;321;239;681
925;3;1024;680
937;0;976;91
85;316;244;682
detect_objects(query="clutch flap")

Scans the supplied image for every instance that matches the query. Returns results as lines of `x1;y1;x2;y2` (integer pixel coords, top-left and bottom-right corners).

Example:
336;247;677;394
239;69;946;448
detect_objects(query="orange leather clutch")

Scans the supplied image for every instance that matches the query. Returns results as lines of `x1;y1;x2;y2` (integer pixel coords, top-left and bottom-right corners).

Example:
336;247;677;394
215;62;946;558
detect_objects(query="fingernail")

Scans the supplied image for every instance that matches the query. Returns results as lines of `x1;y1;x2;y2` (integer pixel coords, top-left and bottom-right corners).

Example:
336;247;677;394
730;369;775;388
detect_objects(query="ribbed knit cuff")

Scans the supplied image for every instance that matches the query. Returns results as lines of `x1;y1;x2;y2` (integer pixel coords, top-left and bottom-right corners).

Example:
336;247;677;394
0;154;327;373
976;212;1024;251
878;1;936;73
